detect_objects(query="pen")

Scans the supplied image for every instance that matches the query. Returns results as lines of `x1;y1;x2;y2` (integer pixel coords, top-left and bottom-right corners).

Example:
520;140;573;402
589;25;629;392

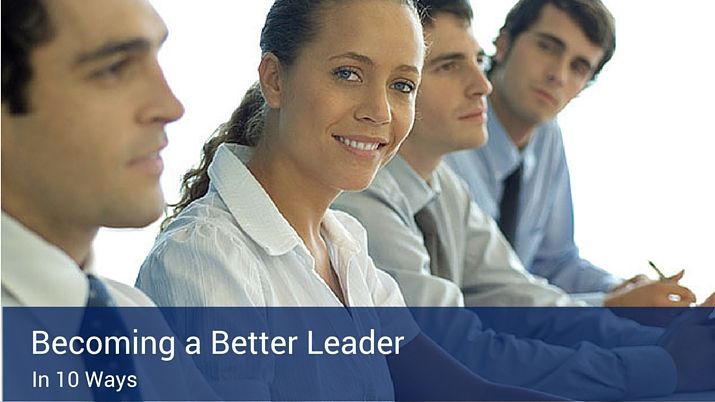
647;260;667;281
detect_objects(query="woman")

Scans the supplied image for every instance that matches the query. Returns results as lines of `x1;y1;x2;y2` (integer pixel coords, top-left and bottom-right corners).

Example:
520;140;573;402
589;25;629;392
137;0;562;400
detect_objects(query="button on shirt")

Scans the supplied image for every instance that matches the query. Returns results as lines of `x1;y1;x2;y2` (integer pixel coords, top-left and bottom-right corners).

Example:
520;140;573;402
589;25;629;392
136;143;418;401
446;99;622;305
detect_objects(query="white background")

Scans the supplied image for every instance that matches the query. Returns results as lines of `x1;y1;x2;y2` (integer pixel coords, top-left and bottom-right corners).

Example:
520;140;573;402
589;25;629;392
94;0;714;300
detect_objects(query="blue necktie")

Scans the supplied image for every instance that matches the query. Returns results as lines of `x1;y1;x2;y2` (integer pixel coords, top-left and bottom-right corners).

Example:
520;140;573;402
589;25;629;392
498;162;523;246
80;275;142;401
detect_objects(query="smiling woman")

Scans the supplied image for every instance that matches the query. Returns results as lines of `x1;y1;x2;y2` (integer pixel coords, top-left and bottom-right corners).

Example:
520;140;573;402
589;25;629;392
130;0;560;400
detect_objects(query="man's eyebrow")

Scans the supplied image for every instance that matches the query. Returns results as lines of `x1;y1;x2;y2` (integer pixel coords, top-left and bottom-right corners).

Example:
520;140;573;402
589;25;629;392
533;32;566;50
534;31;595;71
74;31;168;65
427;52;466;66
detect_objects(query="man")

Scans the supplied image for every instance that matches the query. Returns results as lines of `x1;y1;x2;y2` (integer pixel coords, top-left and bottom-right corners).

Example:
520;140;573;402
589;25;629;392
444;0;696;306
2;0;183;306
0;1;222;400
333;0;715;399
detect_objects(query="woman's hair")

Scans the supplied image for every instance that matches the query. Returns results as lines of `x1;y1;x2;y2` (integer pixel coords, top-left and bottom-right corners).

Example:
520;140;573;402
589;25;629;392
164;0;420;229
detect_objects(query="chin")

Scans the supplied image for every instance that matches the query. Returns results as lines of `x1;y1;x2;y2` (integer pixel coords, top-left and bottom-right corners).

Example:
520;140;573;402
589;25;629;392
105;194;165;228
339;174;376;193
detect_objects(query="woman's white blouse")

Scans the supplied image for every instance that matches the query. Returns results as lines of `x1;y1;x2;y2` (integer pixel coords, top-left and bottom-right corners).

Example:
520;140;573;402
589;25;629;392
137;143;409;309
136;144;417;400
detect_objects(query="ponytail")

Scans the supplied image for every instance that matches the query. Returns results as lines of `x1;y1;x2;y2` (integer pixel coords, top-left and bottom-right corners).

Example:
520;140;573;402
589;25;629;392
161;82;266;229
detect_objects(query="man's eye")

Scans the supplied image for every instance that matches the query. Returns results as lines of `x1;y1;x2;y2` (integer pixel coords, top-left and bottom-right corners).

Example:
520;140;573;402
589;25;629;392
91;59;131;79
437;61;458;72
537;40;556;53
572;62;592;78
334;67;361;82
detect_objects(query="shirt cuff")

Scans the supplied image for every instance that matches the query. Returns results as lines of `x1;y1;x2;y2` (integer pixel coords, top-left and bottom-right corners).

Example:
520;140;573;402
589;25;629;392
568;292;607;306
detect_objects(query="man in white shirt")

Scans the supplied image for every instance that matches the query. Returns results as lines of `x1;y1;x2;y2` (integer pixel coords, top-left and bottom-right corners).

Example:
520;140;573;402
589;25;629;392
1;1;198;399
1;0;184;305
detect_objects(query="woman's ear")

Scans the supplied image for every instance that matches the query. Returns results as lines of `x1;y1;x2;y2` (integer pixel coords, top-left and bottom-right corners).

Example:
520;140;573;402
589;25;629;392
258;52;284;109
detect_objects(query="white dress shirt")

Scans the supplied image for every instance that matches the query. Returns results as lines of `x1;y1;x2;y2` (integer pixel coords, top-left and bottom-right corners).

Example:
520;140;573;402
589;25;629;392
137;143;410;310
1;212;154;308
136;144;417;400
1;212;218;401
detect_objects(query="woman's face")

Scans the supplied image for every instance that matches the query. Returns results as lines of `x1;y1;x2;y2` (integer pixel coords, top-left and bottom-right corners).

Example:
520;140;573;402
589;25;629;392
267;0;424;193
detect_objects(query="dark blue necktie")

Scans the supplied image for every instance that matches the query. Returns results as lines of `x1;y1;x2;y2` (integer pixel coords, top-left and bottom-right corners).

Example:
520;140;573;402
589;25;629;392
80;275;142;401
498;162;523;246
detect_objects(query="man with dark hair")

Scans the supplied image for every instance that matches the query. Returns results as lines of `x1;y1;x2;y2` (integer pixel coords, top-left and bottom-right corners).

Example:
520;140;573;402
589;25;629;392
2;0;183;306
333;0;715;398
446;0;697;306
0;2;227;400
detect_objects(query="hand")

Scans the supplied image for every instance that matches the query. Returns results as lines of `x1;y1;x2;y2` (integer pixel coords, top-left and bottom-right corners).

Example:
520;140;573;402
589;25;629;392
604;278;696;307
610;274;651;294
658;309;715;392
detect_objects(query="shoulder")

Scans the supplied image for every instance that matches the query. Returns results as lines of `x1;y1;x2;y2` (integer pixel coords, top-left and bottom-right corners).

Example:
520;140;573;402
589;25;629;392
435;162;474;206
138;195;266;306
535;119;565;149
102;277;157;307
333;171;412;227
156;192;252;257
362;165;405;203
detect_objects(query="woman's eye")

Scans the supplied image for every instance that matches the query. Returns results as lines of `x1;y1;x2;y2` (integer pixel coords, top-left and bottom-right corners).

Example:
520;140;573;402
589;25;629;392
334;67;361;82
392;81;416;94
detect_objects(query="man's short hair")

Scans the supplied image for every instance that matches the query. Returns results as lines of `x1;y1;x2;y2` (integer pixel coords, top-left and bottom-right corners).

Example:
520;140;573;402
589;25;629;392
2;0;55;115
414;0;473;27
491;0;616;81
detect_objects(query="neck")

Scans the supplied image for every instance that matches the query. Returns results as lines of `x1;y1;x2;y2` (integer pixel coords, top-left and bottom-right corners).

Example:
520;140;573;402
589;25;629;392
247;143;336;251
490;89;536;150
1;200;96;267
398;138;444;182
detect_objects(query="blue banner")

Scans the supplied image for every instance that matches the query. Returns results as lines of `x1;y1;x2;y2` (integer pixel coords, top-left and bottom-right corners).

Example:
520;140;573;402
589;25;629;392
3;307;714;401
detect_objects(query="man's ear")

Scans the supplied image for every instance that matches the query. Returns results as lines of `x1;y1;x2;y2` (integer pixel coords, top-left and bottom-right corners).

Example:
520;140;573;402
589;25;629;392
493;30;511;64
258;52;284;109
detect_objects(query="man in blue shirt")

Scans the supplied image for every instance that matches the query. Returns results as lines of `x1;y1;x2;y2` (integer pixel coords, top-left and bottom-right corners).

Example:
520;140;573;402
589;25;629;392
446;0;699;306
333;0;715;398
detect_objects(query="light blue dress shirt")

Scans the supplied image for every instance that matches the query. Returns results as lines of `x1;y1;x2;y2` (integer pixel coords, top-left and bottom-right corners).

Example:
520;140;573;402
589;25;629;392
446;99;622;304
332;156;676;400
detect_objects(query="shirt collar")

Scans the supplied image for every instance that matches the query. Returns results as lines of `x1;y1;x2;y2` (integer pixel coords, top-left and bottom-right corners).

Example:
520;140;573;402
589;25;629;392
384;155;441;213
1;212;90;307
207;143;307;256
484;98;540;181
321;210;361;255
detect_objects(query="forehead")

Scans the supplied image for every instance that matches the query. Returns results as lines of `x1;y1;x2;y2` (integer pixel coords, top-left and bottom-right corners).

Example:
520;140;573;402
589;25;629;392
43;0;166;57
526;4;604;63
425;13;480;58
303;0;424;69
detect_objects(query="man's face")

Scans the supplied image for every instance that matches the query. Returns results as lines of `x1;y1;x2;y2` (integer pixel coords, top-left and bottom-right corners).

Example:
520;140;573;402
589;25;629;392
1;0;184;231
491;4;605;126
408;13;492;155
